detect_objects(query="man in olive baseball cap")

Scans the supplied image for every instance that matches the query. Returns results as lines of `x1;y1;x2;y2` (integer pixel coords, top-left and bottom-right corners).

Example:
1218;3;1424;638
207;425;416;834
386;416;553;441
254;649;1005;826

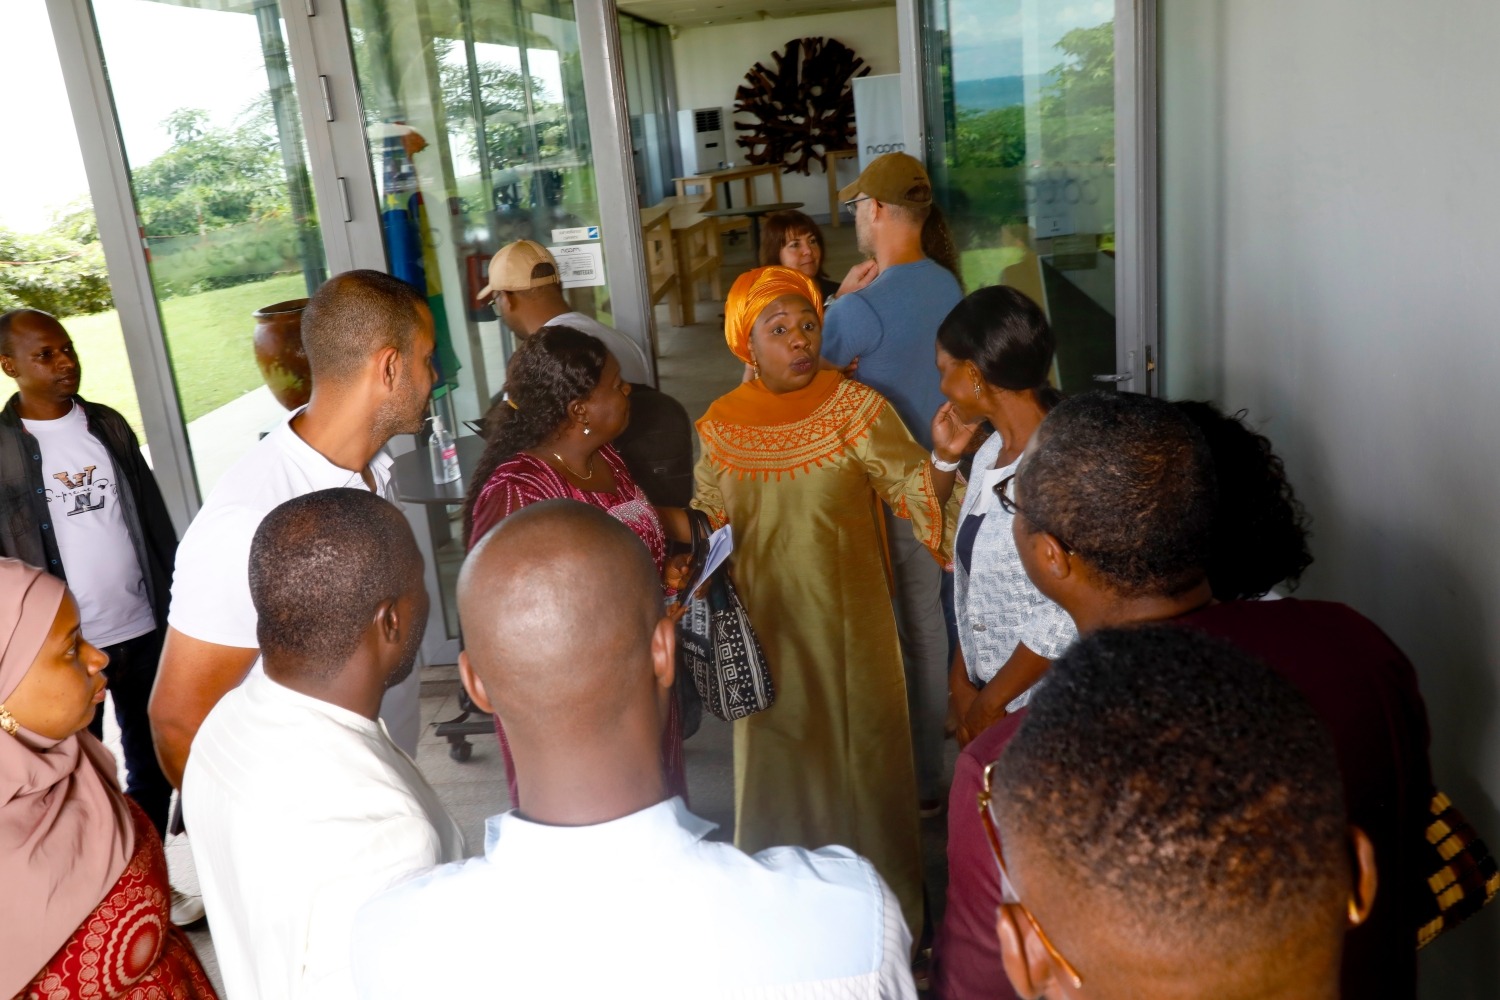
824;150;963;816
477;239;649;383
837;151;934;212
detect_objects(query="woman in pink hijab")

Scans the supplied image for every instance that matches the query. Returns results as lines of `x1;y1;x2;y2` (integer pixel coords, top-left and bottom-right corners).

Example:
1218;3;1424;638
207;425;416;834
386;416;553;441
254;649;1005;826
0;558;218;999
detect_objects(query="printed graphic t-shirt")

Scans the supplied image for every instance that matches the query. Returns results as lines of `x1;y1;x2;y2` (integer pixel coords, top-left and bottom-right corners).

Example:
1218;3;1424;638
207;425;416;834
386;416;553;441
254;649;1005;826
22;403;154;645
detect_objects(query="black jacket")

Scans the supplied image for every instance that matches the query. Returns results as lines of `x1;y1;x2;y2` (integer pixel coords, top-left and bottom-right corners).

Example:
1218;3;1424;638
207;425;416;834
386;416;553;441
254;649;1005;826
0;394;178;628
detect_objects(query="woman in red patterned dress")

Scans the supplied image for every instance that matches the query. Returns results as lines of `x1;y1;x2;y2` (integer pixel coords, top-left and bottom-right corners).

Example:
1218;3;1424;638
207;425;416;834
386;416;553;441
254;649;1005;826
462;324;690;807
0;557;217;999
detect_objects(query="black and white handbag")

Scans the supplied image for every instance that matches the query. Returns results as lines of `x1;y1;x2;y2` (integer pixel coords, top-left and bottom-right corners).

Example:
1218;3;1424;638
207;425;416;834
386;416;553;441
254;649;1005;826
676;510;774;722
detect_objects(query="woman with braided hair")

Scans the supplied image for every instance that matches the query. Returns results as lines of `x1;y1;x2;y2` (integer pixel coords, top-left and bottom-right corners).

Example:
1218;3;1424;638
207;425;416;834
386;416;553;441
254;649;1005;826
462;325;689;807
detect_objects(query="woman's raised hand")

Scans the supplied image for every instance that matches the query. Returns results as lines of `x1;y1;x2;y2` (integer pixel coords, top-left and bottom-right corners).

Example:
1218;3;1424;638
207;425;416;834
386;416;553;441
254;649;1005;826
931;401;980;464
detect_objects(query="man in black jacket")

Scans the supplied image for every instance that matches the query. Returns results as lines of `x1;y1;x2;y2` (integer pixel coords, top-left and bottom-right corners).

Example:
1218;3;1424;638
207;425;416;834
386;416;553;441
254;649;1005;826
0;309;177;835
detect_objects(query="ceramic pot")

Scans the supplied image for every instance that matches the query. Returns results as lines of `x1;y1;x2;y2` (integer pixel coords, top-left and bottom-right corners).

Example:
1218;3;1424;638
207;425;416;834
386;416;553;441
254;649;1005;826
252;297;312;410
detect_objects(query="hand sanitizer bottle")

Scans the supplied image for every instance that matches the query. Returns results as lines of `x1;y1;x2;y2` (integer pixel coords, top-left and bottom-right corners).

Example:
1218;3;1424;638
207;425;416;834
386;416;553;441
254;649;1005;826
429;414;461;485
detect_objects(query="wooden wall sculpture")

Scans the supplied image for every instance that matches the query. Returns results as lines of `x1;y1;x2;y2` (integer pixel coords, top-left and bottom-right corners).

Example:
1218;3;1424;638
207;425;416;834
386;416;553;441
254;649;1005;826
733;36;869;175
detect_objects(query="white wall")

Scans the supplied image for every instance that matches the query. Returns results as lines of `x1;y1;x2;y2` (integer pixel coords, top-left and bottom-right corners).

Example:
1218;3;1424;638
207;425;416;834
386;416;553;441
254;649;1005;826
670;7;901;217
1160;1;1500;994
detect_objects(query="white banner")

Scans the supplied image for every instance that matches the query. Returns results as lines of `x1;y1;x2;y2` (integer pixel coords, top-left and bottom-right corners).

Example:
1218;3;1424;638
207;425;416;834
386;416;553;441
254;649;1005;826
852;74;906;171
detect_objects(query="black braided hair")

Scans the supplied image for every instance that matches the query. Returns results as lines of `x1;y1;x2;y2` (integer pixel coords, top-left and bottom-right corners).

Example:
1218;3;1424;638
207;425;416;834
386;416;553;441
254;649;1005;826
461;325;608;547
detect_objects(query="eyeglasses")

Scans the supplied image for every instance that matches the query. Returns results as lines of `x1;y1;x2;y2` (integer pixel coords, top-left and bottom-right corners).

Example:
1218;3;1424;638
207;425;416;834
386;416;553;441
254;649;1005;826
979;759;1085;990
842;195;871;215
994;473;1074;554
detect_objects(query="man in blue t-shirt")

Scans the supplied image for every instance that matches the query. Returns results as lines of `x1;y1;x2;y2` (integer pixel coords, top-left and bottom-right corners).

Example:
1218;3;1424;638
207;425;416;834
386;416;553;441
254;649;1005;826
821;152;963;813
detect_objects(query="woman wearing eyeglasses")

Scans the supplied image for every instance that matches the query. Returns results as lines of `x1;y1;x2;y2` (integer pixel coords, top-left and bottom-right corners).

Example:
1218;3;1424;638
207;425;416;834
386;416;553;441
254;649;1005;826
933;286;1076;749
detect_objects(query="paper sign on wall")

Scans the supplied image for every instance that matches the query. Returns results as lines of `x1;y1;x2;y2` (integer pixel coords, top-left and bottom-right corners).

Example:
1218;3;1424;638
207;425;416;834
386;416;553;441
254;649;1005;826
547;243;606;288
551;225;600;242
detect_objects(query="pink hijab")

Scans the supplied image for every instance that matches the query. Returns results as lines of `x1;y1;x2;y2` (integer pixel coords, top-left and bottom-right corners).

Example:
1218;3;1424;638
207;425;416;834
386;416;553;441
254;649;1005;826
0;558;133;997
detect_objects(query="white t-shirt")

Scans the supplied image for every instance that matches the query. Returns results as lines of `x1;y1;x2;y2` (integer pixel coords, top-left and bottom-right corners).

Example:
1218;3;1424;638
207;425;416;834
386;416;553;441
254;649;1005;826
354;798;916;1000
22;403;154;646
546;310;652;384
168;407;421;753
184;669;464;1000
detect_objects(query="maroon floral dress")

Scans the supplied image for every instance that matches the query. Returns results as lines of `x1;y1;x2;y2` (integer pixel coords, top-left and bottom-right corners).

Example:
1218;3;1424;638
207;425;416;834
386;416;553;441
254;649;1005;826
468;444;688;807
23;799;219;999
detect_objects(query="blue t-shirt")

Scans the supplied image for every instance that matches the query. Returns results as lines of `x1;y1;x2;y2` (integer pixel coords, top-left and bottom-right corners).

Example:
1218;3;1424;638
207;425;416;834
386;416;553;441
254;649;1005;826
820;258;962;450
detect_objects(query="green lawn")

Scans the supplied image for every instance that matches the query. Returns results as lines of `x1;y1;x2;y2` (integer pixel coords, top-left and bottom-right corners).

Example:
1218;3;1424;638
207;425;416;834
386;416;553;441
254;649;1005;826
63;273;308;442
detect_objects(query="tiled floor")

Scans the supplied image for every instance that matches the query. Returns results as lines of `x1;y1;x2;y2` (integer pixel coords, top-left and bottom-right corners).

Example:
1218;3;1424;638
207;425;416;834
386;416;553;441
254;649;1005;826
132;221;959;993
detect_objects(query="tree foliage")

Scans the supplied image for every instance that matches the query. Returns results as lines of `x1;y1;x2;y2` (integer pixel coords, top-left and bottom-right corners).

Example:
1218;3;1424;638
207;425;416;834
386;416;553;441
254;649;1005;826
0;222;113;317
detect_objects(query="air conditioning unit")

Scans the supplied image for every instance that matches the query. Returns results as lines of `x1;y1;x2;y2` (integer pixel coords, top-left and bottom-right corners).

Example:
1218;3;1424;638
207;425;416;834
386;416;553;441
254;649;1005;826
677;107;727;175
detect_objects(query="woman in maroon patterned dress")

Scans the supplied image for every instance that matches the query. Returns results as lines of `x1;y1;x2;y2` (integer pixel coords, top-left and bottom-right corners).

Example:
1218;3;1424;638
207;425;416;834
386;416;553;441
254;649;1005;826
462;325;690;807
0;557;217;1000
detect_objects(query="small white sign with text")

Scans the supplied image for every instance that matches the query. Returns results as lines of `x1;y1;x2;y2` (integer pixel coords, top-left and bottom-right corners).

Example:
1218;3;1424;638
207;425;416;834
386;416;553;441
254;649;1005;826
551;225;600;242
547;243;606;288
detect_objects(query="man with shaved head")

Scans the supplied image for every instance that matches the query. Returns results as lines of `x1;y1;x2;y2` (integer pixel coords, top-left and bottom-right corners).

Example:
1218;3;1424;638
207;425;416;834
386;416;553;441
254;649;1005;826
185;488;462;1000
152;269;437;808
353;500;917;1000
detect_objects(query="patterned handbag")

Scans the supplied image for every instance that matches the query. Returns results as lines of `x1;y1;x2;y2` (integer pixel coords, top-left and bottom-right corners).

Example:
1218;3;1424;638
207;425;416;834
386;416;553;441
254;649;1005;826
1416;791;1500;947
676;510;774;721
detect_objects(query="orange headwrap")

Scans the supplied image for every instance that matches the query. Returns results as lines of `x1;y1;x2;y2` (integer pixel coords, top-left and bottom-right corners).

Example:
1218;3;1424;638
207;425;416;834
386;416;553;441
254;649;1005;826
723;266;825;364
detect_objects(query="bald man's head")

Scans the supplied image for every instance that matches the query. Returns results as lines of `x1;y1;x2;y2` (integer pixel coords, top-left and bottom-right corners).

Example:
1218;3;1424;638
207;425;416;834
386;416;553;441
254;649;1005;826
458;500;666;739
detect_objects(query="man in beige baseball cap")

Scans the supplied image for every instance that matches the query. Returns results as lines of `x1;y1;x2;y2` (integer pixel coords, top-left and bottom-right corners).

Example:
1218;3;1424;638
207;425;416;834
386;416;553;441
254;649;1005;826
477;239;650;383
823;150;964;818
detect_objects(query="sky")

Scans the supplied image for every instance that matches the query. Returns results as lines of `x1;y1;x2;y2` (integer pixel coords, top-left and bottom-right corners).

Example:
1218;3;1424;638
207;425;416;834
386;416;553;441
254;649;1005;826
2;0;567;234
948;0;1113;85
3;0;273;232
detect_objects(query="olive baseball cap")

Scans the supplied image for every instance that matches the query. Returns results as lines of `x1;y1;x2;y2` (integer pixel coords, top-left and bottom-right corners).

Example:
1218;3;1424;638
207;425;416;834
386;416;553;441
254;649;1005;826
838;152;933;209
478;239;560;299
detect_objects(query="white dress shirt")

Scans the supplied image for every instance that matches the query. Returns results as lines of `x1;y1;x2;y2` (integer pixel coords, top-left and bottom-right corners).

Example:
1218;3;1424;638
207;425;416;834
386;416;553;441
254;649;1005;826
547;310;652;384
184;670;464;1000
352;798;916;1000
167;406;420;752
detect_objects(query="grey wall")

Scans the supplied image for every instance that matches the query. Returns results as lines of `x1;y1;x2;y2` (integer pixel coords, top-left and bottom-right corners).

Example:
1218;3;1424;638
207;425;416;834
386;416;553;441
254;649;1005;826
1159;0;1500;993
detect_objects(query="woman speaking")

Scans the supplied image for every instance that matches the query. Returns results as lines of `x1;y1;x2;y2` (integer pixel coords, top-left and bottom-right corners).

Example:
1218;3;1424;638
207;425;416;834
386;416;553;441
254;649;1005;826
691;266;974;936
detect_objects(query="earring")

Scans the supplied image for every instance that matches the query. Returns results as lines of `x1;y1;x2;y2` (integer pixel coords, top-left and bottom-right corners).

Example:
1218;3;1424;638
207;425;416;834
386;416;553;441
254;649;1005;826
1347;897;1362;926
0;705;17;736
582;423;591;436
972;380;981;397
753;362;761;380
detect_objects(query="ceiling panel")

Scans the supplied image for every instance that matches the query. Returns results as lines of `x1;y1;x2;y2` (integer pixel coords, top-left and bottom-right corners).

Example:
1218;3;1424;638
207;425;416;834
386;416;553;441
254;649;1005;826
617;0;895;29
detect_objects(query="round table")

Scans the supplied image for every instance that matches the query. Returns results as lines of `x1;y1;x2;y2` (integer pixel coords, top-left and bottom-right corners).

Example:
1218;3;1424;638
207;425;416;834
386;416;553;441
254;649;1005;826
699;201;804;260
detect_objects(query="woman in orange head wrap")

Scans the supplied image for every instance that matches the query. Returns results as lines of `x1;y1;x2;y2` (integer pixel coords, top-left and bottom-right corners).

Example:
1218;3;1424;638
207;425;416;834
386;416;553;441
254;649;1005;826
691;266;976;940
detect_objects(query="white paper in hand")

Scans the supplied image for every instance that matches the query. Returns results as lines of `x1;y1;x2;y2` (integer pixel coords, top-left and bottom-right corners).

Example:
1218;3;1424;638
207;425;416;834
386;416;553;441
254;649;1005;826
685;523;734;599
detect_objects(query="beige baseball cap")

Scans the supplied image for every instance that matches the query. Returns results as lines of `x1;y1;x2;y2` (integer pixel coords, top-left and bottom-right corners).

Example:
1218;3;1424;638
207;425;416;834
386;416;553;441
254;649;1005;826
477;239;561;299
838;151;933;209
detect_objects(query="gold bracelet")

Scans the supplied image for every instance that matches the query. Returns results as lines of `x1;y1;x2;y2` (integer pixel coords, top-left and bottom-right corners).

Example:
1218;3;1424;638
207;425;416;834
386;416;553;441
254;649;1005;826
0;705;17;736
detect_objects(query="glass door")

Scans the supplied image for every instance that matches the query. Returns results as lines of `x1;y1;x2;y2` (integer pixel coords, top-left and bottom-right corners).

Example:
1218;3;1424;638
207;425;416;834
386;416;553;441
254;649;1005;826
89;0;329;494
342;0;623;643
921;0;1120;392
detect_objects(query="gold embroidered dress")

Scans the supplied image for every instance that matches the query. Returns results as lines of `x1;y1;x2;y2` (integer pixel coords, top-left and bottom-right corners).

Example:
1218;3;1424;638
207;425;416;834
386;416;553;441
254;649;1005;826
692;369;949;935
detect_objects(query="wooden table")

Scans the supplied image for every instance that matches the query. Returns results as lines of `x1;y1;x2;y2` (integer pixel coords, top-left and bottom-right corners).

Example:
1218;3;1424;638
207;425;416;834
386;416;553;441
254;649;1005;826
640;202;680;342
674;163;785;213
701;201;804;261
824;149;859;227
667;201;724;326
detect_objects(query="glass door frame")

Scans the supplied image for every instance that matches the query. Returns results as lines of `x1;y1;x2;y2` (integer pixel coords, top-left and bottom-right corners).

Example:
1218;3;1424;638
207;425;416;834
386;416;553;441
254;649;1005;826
901;0;1160;395
48;0;649;665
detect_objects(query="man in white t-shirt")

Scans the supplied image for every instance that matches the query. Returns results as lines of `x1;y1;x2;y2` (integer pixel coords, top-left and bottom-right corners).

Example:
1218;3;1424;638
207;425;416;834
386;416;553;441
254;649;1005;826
477;238;652;383
151;269;436;792
353;501;915;1000
186;488;463;1000
0;309;177;837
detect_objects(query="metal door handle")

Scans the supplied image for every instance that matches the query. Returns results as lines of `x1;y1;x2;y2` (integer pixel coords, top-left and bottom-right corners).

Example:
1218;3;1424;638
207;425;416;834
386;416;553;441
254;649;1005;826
1092;372;1133;383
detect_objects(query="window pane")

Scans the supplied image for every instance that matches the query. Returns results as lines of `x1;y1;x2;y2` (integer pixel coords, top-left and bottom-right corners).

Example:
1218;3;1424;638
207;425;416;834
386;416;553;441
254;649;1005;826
922;0;1117;391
